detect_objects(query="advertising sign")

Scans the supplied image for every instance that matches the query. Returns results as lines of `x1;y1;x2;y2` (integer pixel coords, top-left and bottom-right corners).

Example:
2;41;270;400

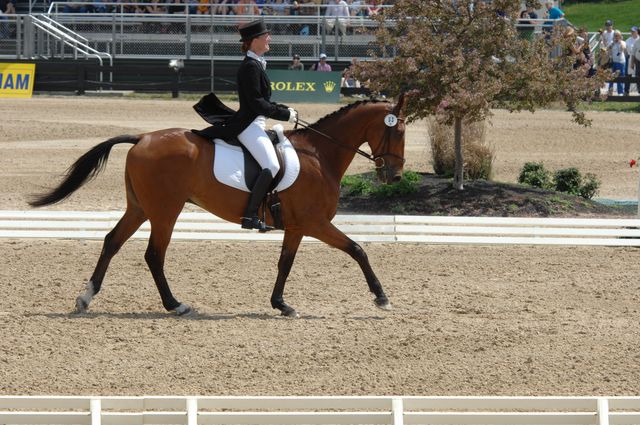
0;63;36;98
267;69;342;103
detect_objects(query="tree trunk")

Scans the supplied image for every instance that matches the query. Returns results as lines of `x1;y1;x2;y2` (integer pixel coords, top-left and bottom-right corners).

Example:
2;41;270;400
453;117;464;190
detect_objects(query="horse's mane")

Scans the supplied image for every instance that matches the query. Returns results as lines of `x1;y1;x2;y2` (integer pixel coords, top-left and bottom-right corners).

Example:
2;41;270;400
291;99;390;134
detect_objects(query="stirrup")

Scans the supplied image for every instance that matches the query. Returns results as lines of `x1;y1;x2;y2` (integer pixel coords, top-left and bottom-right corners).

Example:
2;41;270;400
241;217;275;233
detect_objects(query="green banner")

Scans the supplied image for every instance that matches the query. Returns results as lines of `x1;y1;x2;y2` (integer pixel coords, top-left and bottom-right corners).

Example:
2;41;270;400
267;69;342;103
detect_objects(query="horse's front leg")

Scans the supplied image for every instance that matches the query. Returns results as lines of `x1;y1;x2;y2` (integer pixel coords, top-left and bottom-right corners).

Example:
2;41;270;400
271;230;303;317
307;222;391;310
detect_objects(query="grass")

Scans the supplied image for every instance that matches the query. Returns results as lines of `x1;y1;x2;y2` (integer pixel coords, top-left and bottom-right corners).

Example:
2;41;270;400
563;0;640;32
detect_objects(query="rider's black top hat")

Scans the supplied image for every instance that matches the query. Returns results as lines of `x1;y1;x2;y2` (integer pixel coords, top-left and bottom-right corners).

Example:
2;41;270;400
239;19;269;42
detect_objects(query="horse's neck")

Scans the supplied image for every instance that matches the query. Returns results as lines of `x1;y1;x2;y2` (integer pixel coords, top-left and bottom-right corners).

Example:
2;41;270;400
314;114;370;180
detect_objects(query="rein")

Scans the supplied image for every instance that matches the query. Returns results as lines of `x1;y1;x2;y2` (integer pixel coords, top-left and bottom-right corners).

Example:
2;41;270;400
296;118;378;163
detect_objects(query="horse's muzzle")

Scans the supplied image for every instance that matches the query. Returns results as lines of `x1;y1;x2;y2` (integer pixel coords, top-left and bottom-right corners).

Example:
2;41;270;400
377;166;403;184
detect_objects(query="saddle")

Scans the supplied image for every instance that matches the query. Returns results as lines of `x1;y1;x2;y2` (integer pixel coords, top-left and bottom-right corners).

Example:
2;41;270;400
192;125;301;231
192;128;286;192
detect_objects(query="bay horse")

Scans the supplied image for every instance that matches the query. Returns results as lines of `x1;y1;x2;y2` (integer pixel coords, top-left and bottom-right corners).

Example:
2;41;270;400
29;95;407;317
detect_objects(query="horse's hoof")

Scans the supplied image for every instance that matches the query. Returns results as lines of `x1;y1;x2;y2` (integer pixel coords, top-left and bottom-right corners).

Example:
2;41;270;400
74;296;88;314
174;304;193;316
374;297;392;311
281;307;300;318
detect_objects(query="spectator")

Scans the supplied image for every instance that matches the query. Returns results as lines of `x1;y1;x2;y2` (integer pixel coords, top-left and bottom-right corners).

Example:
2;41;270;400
543;1;564;35
365;0;382;17
63;0;91;13
310;53;332;71
325;0;349;37
288;54;304;70
518;6;537;40
235;0;260;16
0;0;15;38
341;59;360;88
631;30;640;90
544;1;564;21
196;0;210;15
607;30;626;95
577;27;595;76
269;0;289;16
519;4;537;24
600;20;615;48
625;26;639;95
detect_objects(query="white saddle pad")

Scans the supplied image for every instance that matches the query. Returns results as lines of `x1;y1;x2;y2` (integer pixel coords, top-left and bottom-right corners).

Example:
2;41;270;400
212;124;300;192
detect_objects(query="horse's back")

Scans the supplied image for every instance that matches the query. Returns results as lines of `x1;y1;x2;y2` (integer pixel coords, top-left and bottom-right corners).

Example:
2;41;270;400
131;128;202;162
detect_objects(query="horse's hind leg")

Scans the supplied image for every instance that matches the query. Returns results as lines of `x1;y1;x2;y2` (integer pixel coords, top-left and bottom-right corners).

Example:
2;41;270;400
307;222;391;311
76;205;146;313
145;209;191;316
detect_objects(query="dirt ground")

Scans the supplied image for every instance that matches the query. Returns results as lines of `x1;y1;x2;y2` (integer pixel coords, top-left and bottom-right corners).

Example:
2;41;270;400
1;96;640;396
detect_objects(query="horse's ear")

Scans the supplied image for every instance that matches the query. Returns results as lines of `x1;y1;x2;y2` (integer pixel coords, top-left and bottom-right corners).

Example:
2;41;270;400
394;92;406;115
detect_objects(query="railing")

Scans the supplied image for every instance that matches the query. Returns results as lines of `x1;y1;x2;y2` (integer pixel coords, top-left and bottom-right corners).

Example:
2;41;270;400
2;211;640;246
26;14;112;83
1;396;639;424
37;5;388;61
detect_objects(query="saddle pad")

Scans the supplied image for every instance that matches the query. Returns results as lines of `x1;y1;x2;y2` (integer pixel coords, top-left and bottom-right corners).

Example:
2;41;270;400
212;131;300;193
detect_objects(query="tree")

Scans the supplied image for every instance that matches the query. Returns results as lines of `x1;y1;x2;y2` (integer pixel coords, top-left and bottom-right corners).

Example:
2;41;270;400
355;0;610;190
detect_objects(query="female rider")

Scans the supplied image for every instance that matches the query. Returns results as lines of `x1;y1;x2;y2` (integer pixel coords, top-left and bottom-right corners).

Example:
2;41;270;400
233;19;297;231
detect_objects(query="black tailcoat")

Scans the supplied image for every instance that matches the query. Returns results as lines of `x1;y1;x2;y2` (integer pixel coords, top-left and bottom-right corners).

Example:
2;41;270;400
194;56;290;140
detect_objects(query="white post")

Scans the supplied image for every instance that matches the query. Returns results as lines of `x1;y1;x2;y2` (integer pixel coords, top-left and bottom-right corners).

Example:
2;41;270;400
597;398;610;425
392;398;404;425
187;397;198;425
637;168;640;217
90;398;101;425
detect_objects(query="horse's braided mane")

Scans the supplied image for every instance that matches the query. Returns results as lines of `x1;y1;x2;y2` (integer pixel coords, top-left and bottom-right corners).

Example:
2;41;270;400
291;99;390;134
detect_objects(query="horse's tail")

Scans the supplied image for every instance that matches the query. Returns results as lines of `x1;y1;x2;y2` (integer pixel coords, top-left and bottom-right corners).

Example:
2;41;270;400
29;134;140;207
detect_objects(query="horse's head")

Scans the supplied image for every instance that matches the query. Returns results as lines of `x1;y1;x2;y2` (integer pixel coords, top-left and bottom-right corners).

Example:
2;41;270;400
366;93;407;184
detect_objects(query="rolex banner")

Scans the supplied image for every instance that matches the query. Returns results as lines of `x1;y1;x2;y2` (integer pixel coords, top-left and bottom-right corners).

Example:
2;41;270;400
267;70;342;104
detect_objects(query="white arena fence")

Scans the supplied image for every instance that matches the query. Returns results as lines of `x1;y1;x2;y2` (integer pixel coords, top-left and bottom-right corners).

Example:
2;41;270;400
1;211;640;247
1;396;640;425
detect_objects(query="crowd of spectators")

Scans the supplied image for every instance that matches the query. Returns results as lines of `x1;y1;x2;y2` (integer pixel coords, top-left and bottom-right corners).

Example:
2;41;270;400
56;0;392;18
596;20;639;96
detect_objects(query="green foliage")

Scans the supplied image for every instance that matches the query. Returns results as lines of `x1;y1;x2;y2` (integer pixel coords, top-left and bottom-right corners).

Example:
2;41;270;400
553;167;583;196
372;171;421;198
341;171;422;199
518;162;553;189
518;163;601;199
579;173;601;199
340;174;373;196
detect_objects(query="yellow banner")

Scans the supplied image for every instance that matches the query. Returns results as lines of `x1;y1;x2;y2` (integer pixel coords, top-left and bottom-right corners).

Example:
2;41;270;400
0;63;36;98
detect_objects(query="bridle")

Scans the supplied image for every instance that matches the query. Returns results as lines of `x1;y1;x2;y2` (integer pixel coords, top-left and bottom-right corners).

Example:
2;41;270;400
295;102;406;168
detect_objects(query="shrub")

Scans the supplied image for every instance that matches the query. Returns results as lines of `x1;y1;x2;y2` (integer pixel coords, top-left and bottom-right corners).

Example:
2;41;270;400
518;162;553;189
341;171;422;198
340;174;373;196
518;164;601;200
553;167;582;196
579;173;601;200
428;118;494;180
372;170;421;198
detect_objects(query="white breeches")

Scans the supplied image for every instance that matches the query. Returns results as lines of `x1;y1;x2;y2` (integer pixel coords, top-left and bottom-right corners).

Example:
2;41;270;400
237;115;280;176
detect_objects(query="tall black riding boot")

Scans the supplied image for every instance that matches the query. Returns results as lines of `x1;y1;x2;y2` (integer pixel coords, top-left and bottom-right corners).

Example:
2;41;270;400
241;169;274;232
